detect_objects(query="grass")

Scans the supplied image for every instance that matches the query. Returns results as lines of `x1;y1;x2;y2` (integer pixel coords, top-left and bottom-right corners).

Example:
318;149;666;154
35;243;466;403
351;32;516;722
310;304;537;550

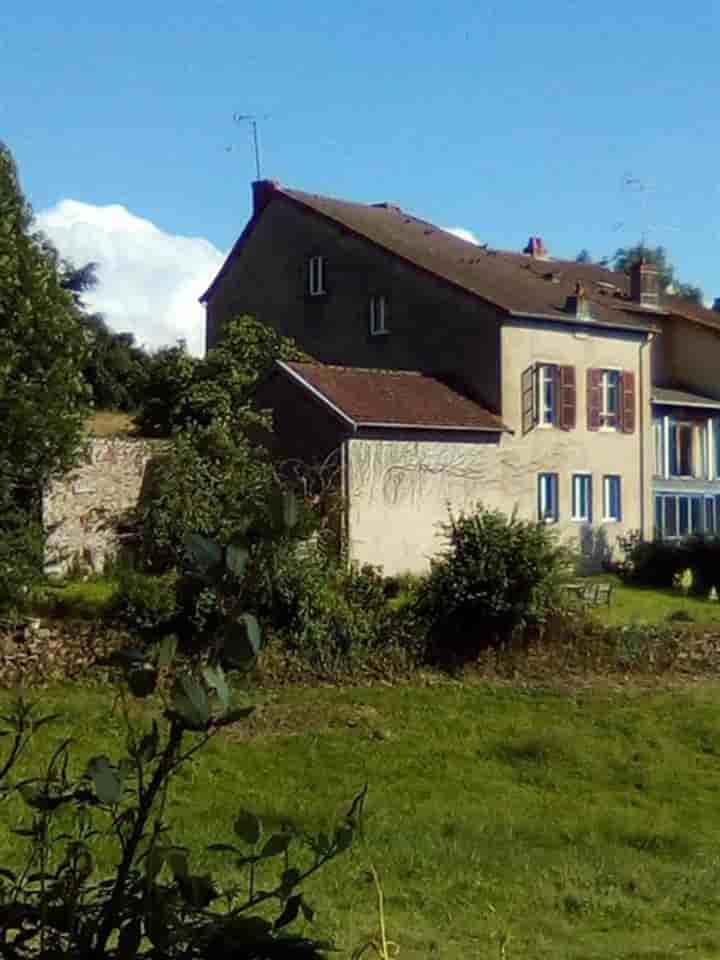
4;679;720;958
581;574;720;628
30;577;119;619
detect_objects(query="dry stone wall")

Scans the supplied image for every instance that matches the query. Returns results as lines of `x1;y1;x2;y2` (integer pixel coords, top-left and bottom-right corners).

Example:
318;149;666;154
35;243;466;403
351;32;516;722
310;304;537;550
43;439;161;575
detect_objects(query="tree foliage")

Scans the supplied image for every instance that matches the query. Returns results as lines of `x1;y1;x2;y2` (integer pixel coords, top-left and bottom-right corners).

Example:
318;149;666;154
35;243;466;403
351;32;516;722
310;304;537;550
0;142;90;506
612;244;704;304
136;315;308;437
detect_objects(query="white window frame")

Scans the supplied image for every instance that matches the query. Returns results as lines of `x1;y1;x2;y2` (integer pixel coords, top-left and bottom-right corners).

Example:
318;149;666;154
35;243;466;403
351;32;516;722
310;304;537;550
536;364;557;427
571;472;592;523
369;295;388;336
602;475;622;523
538;473;559;524
599;369;620;430
308;256;325;296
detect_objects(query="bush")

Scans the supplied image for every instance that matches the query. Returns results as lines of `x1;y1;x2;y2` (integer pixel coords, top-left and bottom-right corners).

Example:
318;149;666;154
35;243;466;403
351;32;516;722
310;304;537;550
0;512;44;613
618;530;720;594
114;567;179;633
133;424;282;572
416;506;572;661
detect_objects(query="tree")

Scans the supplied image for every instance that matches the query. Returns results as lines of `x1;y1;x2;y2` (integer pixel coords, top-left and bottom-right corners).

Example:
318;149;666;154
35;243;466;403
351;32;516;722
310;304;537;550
0;142;89;505
60;259;152;411
135;315;309;437
575;249;592;263
612;243;704;305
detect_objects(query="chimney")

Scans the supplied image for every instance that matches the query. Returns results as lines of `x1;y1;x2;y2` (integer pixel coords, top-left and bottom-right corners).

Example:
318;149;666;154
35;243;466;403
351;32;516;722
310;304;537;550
630;257;659;309
525;236;548;259
565;282;591;319
252;179;280;217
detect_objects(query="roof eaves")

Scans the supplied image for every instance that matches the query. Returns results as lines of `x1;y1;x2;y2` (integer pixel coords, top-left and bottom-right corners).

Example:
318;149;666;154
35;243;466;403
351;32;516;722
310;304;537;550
357;420;508;433
507;309;658;335
276;360;358;430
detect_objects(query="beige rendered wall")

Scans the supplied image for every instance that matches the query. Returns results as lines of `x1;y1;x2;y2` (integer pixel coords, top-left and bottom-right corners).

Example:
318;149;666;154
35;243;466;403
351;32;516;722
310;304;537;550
501;320;654;560
345;323;653;576
654;315;720;400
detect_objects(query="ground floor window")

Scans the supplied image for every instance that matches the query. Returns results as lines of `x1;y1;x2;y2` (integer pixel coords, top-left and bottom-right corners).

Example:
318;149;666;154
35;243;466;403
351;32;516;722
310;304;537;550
654;492;720;539
571;474;592;523
538;473;559;523
602;475;622;522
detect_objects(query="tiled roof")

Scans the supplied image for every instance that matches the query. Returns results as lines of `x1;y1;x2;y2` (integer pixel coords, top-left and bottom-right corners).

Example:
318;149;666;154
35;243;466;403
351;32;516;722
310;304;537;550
203;180;720;336
652;386;720;408
279;361;507;431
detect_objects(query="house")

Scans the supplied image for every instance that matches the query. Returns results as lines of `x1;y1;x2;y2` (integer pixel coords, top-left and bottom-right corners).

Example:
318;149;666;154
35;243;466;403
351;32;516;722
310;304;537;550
201;180;720;573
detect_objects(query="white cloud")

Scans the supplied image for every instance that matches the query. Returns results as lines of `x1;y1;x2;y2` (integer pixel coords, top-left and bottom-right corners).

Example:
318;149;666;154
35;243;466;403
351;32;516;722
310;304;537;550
443;226;480;245
35;200;226;356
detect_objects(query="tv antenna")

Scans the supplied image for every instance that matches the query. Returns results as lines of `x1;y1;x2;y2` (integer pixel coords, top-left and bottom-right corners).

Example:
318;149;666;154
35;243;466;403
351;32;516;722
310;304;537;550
228;113;270;180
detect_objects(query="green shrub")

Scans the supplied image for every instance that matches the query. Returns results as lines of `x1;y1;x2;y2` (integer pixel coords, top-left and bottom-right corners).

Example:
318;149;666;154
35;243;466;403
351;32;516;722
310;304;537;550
114;566;179;633
0;511;44;613
618;531;720;593
416;506;572;661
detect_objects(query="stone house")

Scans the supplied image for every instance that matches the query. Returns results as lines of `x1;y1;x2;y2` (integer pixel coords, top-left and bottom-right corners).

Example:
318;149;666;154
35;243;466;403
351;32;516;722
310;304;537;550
200;180;720;573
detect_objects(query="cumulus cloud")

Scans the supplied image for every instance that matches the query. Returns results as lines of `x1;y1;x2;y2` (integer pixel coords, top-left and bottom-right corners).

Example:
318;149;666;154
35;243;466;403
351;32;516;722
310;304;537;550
35;200;226;356
442;226;480;245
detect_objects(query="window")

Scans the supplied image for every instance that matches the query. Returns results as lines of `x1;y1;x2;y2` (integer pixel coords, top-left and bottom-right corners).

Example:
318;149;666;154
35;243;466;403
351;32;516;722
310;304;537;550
602;475;622;522
521;364;576;434
538;473;559;523
653;419;664;476
571;474;592;522
538;365;556;426
369;295;388;335
655;493;714;539
308;256;325;296
587;368;634;433
599;370;620;428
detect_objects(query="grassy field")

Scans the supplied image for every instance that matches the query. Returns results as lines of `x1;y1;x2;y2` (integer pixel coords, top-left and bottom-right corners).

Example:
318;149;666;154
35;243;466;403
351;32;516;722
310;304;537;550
586;575;720;628
3;679;720;958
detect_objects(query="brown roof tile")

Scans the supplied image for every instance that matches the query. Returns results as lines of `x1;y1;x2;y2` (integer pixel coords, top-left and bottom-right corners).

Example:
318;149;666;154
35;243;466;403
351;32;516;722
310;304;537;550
280;361;507;431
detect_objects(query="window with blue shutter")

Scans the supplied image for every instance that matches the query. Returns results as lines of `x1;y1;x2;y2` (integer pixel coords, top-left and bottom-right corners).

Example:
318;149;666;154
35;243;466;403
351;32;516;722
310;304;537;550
602;475;621;522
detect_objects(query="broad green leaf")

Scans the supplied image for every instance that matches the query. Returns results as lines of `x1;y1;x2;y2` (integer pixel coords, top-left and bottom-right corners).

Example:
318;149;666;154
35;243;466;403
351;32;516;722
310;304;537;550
242;613;262;655
178;873;216;908
117;918;143;960
87;756;123;806
171;675;211;731
128;665;157;699
283;492;299;529
234;809;262;846
274;894;302;931
184;532;222;573
261;833;291;858
203;664;231;710
334;826;353;853
226;543;250;578
158;634;178;669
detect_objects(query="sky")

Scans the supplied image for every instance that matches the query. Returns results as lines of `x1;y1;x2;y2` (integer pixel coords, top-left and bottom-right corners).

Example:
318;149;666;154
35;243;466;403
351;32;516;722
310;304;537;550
2;1;719;354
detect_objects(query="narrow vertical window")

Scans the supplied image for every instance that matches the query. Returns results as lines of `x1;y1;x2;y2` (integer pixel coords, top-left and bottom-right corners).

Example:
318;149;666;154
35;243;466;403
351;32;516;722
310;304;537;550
538;473;559;523
537;365;556;425
369;295;388;335
653;419;664;477
599;370;620;428
571;474;592;522
308;256;325;296
602;475;621;522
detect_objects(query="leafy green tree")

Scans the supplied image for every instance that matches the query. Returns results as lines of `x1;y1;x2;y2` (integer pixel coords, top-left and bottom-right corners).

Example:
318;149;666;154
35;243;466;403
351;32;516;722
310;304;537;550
135;315;308;437
612;244;704;305
0;143;89;509
575;249;592;263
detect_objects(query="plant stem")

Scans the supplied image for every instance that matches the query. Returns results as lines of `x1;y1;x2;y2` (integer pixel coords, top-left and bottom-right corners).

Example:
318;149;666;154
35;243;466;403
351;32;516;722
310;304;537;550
92;721;183;958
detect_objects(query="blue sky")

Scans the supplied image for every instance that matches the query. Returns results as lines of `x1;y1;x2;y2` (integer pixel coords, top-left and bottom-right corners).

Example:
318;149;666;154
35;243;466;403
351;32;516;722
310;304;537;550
2;0;719;351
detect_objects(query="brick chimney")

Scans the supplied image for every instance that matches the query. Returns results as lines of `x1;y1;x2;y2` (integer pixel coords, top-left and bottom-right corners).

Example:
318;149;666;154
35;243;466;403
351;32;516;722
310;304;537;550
252;179;280;217
630;257;659;309
525;236;548;259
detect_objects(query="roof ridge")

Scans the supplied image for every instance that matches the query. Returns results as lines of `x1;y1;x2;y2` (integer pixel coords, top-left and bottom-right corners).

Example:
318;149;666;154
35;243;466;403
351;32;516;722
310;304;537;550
288;360;425;377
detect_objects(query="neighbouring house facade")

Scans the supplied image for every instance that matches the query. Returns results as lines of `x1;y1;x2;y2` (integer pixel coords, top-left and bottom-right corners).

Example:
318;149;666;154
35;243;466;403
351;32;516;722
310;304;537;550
201;180;720;573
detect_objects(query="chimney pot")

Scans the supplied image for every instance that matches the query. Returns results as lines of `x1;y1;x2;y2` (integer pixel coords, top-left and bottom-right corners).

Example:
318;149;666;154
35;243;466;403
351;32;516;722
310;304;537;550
630;257;660;309
525;236;548;258
252;179;280;217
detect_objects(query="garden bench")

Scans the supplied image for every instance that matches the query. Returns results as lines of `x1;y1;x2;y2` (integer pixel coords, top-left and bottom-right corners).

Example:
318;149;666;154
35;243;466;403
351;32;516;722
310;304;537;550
565;581;614;607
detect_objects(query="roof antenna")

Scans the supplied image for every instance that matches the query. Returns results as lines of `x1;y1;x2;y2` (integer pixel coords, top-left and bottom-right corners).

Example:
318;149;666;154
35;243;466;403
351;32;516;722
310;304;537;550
231;113;270;180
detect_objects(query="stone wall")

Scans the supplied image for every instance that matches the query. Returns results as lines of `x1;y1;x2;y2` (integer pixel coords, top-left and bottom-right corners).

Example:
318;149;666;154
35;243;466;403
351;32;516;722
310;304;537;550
43;439;160;575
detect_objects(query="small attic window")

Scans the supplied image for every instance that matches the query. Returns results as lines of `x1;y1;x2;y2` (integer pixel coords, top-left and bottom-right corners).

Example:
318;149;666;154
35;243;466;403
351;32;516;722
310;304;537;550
369;295;389;336
308;256;325;297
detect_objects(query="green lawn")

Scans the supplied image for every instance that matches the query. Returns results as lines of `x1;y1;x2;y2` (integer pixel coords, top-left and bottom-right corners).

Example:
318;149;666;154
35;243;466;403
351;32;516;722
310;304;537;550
582;574;720;628
4;679;720;958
